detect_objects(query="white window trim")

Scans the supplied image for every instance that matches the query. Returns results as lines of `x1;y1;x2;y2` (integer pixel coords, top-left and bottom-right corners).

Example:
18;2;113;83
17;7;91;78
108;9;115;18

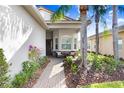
61;35;72;51
118;38;123;50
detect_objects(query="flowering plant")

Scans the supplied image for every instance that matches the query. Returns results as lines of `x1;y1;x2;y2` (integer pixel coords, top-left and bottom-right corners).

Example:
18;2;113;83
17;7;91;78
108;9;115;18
28;45;41;62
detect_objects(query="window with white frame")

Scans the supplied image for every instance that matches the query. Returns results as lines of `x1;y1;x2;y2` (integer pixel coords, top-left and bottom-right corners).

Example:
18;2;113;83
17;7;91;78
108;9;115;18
118;38;123;50
55;38;58;49
74;38;77;49
61;36;72;50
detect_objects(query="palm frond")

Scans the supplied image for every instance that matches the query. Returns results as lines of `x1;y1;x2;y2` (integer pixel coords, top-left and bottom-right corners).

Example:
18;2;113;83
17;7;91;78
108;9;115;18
103;27;111;40
51;5;72;22
89;5;109;24
100;15;107;27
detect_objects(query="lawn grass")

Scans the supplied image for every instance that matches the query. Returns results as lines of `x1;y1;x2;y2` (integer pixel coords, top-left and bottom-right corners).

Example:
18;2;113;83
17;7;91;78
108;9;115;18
81;81;124;88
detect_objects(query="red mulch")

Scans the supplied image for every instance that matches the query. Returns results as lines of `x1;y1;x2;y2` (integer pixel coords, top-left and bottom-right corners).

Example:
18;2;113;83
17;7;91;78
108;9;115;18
23;61;50;88
64;62;124;88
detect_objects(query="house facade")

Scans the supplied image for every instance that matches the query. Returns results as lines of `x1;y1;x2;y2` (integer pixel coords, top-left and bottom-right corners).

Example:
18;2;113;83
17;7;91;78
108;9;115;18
0;5;48;77
0;5;81;77
88;25;124;58
39;7;81;57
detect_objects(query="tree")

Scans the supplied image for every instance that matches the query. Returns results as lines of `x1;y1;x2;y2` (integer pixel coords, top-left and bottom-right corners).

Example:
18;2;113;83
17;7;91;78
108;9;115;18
112;5;124;61
89;5;108;54
79;5;88;71
51;5;88;71
112;5;119;61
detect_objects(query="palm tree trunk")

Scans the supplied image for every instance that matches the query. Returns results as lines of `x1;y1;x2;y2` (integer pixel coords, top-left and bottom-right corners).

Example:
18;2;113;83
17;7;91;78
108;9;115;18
112;5;119;61
95;22;99;54
79;5;88;71
95;12;99;54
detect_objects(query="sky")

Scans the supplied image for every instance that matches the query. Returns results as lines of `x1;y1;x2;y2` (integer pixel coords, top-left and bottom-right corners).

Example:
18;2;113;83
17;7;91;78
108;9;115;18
36;5;124;36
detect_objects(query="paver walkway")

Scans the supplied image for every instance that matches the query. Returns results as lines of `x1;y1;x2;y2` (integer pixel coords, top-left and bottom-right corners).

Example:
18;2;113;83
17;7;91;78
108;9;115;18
33;57;67;88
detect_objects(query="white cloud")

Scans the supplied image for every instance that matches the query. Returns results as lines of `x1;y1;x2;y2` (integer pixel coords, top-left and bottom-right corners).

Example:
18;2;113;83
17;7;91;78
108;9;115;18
76;5;80;14
118;18;124;26
76;15;80;20
66;13;70;17
109;10;113;17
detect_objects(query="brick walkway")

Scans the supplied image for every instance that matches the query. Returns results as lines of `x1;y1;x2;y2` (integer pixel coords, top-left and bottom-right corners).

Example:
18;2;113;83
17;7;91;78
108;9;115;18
33;57;67;88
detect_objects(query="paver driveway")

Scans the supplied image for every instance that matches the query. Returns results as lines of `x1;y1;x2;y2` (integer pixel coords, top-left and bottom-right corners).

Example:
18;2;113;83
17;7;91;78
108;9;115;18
33;57;67;88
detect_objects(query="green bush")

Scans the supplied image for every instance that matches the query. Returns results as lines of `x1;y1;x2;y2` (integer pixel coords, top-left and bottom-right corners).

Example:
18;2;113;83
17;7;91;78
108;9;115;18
71;63;78;74
87;53;119;74
11;72;28;88
65;56;73;65
12;61;40;88
64;56;78;74
38;56;48;66
0;48;10;88
23;61;39;72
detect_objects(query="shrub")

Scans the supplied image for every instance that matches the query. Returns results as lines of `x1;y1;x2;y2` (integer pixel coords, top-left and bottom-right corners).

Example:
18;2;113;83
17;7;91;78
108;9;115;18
11;72;28;88
64;56;78;74
71;63;78;74
12;61;40;88
0;48;9;88
87;53;119;74
65;56;73;66
38;56;48;66
23;61;39;77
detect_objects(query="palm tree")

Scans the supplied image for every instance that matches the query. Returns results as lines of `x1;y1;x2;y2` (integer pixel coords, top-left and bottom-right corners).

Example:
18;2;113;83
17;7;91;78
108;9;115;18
79;5;88;71
112;5;119;61
51;5;88;71
112;5;124;61
89;5;108;54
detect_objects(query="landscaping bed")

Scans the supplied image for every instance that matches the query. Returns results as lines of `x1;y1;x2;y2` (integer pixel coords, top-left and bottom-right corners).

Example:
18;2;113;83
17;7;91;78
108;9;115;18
63;52;124;88
23;59;50;88
0;46;50;88
11;56;50;88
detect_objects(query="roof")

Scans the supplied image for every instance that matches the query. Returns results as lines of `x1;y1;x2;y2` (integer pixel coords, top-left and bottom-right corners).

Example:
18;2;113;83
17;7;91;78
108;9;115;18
88;25;124;40
23;5;48;30
38;7;75;21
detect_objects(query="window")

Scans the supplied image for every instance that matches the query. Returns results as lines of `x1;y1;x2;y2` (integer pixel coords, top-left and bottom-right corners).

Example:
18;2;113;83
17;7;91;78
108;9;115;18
88;44;90;49
55;38;58;49
61;37;72;50
88;42;91;49
74;38;77;49
94;45;96;50
118;38;123;50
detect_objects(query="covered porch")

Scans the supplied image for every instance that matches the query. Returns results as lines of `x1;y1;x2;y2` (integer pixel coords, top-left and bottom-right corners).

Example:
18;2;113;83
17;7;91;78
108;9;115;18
46;21;81;56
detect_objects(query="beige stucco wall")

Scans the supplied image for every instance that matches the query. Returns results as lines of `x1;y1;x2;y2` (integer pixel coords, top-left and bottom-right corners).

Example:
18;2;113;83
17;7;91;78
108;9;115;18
88;31;124;58
118;31;124;58
0;5;46;77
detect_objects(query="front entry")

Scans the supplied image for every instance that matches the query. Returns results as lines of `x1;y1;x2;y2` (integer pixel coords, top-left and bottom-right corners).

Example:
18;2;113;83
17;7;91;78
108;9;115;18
46;39;52;56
